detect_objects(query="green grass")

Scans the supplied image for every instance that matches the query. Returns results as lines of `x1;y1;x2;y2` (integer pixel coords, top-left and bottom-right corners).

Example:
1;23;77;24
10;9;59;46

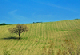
0;20;80;55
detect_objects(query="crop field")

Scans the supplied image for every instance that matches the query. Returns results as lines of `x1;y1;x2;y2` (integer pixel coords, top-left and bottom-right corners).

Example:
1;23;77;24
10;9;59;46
0;20;80;55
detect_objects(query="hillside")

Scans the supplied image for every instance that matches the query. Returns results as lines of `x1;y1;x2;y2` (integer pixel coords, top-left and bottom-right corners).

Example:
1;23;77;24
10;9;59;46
0;20;80;55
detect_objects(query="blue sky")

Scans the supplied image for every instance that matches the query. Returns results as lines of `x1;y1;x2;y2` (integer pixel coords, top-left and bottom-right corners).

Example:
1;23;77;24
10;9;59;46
0;0;80;24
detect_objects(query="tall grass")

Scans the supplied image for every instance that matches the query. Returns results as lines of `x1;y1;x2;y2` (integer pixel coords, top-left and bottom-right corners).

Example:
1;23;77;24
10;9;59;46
0;20;80;55
42;39;80;55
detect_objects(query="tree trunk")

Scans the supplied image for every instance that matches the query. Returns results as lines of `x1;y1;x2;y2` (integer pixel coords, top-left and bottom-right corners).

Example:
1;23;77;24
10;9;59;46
18;30;20;40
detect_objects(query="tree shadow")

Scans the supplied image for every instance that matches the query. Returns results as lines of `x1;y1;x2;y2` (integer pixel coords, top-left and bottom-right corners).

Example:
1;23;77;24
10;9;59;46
0;36;19;40
0;36;28;40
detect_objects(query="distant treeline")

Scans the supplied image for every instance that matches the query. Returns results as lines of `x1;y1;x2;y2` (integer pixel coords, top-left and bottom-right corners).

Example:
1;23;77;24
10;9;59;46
0;23;12;26
74;18;80;20
0;23;7;25
33;22;42;24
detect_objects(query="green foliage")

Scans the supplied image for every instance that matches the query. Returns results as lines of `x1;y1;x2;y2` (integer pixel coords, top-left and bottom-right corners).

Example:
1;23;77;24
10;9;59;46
8;24;28;34
16;24;28;33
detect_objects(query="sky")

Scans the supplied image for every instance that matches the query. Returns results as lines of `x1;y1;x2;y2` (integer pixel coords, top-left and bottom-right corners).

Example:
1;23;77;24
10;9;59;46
0;0;80;24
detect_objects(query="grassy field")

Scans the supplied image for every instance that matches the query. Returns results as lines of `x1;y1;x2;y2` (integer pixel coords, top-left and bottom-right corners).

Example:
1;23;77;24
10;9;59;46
0;20;80;55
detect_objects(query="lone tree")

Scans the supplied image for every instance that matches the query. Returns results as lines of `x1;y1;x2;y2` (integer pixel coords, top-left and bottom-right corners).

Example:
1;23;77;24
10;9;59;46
8;24;28;40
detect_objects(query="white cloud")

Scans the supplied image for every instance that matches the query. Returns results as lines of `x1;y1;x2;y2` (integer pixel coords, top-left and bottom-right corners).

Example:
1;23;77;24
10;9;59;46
4;0;9;1
47;3;78;13
8;10;17;15
32;0;78;13
8;10;27;20
0;20;7;24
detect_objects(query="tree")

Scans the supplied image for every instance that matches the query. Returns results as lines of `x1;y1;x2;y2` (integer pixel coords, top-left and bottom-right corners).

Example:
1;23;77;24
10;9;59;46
8;24;28;40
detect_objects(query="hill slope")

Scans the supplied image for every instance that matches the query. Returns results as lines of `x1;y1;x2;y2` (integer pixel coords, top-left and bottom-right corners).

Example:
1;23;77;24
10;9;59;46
0;20;80;55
